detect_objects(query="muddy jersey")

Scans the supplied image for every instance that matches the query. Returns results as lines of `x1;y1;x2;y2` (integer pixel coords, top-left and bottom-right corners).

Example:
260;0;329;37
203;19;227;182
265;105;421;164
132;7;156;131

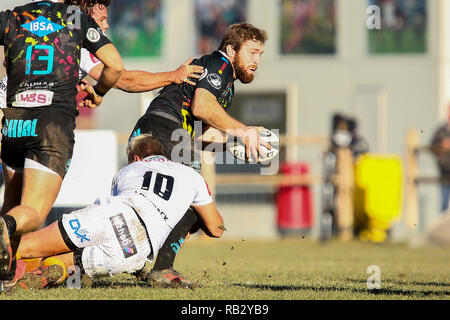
147;50;235;138
0;1;111;117
111;155;212;257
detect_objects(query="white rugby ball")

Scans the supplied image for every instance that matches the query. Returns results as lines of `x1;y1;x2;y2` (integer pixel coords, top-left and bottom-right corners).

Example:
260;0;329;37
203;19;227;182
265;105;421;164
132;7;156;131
227;128;279;163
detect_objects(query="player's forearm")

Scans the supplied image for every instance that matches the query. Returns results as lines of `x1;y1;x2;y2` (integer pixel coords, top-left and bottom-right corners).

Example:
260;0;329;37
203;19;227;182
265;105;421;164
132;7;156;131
192;203;224;238
95;65;123;95
198;108;245;134
94;44;124;95
192;90;246;135
115;70;177;93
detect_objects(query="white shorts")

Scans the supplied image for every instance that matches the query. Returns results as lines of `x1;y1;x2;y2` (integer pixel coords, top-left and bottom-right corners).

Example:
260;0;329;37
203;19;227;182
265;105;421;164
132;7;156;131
60;197;152;278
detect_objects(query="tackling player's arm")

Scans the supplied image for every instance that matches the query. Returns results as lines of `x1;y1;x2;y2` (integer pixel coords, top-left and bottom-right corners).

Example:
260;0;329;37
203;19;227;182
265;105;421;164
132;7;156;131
190;173;224;238
191;202;224;238
87;57;204;93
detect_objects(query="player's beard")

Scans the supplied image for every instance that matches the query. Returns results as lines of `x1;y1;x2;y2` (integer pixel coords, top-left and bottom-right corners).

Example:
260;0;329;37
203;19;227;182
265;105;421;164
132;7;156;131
234;54;255;84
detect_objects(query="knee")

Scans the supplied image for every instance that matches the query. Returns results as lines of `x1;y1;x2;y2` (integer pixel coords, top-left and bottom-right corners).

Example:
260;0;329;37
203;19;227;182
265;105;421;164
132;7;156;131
9;205;45;233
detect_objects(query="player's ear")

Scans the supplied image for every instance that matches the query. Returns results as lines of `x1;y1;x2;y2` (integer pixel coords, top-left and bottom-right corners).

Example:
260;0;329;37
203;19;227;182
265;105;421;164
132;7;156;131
226;45;236;61
133;154;142;162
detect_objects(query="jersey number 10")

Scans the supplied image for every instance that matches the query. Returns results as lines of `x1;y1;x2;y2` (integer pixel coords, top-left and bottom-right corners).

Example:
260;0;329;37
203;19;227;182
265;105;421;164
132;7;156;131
141;171;175;201
25;45;54;75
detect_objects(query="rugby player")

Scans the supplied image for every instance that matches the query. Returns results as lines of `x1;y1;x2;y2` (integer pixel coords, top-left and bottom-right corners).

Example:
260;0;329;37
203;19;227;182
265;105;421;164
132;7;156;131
0;0;123;294
0;1;204;108
15;134;224;290
129;23;268;287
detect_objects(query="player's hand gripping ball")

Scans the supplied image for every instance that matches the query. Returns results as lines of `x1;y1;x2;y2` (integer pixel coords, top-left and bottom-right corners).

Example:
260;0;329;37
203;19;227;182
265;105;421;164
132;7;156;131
227;128;279;163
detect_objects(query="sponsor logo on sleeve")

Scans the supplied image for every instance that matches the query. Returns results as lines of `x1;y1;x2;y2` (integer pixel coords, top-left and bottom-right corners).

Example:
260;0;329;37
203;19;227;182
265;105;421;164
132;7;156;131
207;73;222;89
86;27;101;43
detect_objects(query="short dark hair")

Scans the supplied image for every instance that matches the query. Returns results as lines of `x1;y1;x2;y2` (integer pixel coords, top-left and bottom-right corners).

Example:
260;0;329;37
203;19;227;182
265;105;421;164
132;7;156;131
64;0;111;14
126;134;166;163
218;23;268;53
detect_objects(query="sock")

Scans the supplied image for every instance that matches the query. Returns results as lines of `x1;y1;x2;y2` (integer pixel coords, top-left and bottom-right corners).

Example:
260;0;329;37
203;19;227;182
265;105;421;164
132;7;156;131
0;258;16;281
3;215;16;238
152;207;199;271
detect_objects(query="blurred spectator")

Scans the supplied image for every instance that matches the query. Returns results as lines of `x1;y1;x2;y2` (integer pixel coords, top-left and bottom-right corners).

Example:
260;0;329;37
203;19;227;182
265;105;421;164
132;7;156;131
348;119;369;159
281;0;336;54
330;114;368;159
110;0;163;57
195;0;248;54
430;105;450;213
330;114;353;149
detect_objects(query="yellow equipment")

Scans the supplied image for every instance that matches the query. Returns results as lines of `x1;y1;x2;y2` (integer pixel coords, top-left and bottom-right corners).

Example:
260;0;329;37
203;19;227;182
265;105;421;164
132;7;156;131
354;154;404;242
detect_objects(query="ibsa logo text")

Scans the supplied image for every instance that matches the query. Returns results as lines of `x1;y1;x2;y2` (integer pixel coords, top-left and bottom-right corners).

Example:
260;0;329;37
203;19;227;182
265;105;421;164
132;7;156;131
22;16;64;37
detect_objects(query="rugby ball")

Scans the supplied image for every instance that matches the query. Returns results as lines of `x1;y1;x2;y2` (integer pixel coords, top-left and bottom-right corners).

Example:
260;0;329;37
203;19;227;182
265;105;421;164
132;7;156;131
227;128;279;163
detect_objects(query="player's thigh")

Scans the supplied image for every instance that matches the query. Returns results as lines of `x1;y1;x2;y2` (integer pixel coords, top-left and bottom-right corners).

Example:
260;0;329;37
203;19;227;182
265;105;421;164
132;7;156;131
59;204;108;250
2;108;75;179
75;199;151;277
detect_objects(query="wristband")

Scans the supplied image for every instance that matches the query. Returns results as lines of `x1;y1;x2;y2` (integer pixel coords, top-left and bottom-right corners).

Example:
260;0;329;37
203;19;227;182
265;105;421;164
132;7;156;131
93;85;107;97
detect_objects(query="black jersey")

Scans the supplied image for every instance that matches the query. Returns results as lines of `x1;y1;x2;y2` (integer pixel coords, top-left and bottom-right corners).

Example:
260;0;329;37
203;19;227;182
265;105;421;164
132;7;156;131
147;50;235;137
0;1;111;117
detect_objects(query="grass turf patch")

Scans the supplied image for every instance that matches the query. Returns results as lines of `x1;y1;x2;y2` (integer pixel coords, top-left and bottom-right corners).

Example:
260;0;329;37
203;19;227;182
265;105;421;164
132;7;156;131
2;239;450;300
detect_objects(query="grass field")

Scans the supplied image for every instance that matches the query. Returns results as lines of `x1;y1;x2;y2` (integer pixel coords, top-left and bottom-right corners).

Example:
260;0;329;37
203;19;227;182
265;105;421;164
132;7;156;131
1;238;450;301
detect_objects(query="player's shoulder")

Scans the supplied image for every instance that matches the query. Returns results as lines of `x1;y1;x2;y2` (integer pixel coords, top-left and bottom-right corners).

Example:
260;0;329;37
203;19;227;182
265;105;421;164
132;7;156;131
196;51;233;92
202;51;232;69
13;1;65;11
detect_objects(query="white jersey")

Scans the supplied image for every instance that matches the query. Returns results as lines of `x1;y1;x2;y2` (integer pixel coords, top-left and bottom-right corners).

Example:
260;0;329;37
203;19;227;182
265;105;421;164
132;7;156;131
78;48;102;80
0;76;7;109
0;48;101;108
111;155;213;259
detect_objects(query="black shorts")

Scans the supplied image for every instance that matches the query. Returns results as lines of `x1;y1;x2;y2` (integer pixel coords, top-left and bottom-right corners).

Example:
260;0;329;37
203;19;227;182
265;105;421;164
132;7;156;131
1;107;75;178
129;113;201;172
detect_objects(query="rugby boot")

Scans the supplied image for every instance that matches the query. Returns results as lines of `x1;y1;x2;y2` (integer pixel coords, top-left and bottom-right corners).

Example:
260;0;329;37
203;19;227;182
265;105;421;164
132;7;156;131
147;268;202;289
17;264;64;290
0;260;25;295
0;278;16;295
0;218;13;278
